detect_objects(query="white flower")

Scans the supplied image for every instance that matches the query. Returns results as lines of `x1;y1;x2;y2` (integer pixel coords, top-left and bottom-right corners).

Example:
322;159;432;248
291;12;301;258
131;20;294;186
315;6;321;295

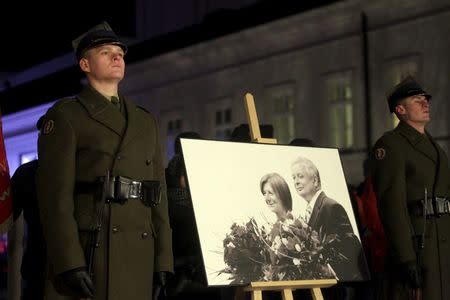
293;258;301;265
273;235;281;248
281;238;288;246
226;241;236;248
295;244;301;252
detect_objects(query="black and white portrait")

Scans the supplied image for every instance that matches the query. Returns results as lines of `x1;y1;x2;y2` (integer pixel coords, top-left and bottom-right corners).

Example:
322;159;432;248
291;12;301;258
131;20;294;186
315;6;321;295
180;138;369;286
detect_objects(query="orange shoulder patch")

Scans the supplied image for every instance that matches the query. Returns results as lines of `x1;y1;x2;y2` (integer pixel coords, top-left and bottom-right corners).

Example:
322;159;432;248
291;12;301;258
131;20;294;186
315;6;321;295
42;120;54;135
374;148;386;160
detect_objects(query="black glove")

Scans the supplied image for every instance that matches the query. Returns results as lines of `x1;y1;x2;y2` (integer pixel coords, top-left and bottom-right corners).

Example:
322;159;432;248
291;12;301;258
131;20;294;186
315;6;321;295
57;267;95;298
403;262;422;289
168;272;191;297
153;271;170;300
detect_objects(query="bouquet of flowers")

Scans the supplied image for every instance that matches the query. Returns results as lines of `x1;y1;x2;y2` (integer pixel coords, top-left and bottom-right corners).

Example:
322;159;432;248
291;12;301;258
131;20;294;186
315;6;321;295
221;214;342;284
221;217;270;283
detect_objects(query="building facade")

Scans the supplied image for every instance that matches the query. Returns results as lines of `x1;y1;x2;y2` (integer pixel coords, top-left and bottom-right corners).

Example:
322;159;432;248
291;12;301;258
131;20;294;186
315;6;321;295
4;0;450;185
120;0;450;184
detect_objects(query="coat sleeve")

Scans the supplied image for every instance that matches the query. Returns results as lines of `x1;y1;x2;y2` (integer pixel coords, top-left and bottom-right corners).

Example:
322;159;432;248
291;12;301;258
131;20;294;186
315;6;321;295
149;115;174;272
370;136;416;264
36;106;86;275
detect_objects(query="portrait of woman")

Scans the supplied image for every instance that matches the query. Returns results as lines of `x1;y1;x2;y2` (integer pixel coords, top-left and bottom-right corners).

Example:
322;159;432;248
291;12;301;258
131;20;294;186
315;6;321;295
260;172;293;222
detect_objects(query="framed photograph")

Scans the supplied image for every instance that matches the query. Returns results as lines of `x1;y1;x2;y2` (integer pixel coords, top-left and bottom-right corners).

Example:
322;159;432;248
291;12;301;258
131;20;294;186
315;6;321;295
180;138;369;286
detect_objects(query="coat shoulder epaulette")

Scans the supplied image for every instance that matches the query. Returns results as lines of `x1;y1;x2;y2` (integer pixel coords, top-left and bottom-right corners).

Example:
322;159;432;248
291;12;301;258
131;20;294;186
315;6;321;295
136;105;152;114
375;129;399;147
48;97;80;113
136;105;157;121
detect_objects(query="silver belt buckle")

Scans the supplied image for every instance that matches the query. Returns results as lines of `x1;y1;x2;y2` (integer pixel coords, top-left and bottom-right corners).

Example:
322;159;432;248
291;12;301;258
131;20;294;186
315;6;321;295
129;181;142;199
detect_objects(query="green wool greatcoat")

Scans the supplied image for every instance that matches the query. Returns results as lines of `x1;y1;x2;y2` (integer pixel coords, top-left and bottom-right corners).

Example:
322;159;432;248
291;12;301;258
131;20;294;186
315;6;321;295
371;121;450;300
37;85;173;300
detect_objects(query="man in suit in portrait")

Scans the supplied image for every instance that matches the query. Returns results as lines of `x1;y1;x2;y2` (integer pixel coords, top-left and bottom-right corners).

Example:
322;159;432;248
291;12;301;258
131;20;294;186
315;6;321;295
290;156;366;283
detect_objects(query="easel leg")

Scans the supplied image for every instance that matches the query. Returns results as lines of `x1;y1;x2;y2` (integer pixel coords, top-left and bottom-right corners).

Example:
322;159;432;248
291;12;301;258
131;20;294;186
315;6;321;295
281;288;294;300
251;290;263;300
310;288;324;300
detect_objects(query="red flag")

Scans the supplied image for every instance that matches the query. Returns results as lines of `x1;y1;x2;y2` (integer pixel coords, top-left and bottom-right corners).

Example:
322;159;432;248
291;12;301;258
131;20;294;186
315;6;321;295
0;111;12;235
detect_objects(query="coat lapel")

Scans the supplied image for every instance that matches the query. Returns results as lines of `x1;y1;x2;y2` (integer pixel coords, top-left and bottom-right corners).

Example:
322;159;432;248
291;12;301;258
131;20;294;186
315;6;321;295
429;138;448;192
120;97;145;149
77;86;126;136
308;191;324;229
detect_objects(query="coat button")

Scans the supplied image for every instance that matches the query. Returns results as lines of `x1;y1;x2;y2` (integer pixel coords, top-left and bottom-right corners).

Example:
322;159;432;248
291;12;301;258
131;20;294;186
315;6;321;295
112;227;119;233
141;232;149;239
117;155;122;160
146;159;152;165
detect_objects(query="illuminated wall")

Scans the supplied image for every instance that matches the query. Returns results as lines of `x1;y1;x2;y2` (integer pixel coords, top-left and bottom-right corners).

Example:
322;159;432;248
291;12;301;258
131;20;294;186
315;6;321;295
3;102;54;175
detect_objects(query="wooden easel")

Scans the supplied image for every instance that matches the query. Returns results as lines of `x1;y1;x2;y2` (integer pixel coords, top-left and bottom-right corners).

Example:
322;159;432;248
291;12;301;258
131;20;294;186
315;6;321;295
237;93;337;300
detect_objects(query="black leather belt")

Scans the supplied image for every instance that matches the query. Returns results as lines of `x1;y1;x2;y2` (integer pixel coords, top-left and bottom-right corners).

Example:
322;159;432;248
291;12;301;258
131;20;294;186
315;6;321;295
409;197;449;217
75;176;161;207
111;176;143;203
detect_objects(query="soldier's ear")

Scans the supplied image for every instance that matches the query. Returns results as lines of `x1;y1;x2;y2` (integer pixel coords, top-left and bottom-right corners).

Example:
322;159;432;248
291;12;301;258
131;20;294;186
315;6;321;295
79;57;90;72
395;103;406;116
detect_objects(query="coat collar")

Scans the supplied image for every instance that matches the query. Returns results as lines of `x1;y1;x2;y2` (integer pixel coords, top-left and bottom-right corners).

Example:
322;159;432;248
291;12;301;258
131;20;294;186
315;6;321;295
77;85;126;136
76;85;146;149
395;121;437;163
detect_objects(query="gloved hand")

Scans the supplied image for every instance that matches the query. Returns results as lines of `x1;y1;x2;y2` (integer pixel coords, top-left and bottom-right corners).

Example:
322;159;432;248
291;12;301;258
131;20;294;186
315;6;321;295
57;267;95;298
153;271;170;300
168;272;192;297
403;262;422;289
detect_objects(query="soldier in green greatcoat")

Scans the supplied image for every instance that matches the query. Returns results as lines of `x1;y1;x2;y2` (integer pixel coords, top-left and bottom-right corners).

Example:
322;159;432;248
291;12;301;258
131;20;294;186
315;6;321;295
36;22;173;300
371;76;450;300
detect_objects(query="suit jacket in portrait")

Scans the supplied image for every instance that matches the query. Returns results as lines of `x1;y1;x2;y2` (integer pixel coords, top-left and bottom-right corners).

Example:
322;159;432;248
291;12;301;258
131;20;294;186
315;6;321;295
308;191;368;281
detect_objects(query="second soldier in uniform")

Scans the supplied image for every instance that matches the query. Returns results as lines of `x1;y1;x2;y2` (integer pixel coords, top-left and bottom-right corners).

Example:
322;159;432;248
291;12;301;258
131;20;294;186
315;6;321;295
371;76;450;300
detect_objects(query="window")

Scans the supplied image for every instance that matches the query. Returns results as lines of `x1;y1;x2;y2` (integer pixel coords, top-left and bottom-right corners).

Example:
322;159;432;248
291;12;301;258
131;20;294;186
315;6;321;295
214;108;233;140
207;97;233;141
265;84;295;144
386;56;420;128
325;71;354;149
161;110;183;161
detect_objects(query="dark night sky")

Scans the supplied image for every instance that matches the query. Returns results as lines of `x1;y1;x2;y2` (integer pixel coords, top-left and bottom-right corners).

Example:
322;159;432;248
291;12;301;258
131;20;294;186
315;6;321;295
0;0;341;115
0;0;136;72
1;0;341;73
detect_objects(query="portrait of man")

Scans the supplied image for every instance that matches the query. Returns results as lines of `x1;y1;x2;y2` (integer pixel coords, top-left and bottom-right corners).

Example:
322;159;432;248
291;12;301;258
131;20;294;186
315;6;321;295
290;156;367;281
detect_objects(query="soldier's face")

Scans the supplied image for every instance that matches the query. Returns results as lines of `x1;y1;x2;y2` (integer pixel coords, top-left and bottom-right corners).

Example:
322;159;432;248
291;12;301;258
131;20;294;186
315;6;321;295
397;95;430;124
80;45;125;82
291;163;317;202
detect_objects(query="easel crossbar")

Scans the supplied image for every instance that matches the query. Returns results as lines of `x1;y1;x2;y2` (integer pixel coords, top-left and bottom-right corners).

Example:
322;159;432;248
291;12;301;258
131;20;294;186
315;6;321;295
243;279;337;291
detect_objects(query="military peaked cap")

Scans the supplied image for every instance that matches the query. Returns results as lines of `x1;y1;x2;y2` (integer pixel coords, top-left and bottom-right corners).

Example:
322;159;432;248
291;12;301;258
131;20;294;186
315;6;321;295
387;76;431;113
72;21;127;60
